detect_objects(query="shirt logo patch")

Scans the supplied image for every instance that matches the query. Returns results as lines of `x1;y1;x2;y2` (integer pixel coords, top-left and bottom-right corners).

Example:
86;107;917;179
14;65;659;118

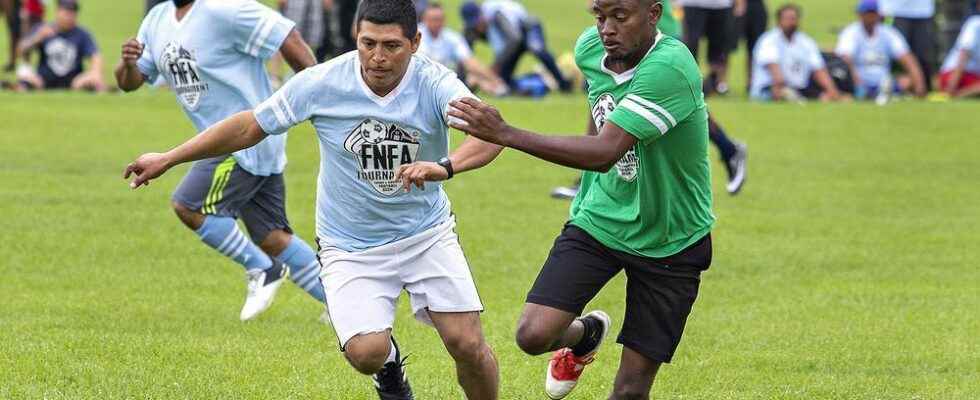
161;42;209;110
592;93;638;182
44;37;77;77
344;119;422;196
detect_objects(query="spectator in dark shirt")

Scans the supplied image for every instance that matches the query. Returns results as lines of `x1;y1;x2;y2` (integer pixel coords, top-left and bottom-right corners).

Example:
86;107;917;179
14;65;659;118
15;0;105;92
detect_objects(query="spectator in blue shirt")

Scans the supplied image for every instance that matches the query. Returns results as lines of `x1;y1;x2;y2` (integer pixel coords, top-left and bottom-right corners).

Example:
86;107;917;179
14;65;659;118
836;0;926;99
15;0;105;92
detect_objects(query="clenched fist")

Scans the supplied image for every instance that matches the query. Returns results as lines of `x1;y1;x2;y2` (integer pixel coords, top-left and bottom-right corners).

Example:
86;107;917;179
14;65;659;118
120;38;144;67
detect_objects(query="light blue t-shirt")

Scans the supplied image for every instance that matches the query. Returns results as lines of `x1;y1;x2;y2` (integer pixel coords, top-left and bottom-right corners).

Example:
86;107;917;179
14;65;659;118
137;0;295;176
835;22;910;87
941;16;980;74
254;52;474;251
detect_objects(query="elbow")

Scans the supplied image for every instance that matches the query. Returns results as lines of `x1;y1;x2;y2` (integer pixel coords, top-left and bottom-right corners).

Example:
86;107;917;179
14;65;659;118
586;154;621;173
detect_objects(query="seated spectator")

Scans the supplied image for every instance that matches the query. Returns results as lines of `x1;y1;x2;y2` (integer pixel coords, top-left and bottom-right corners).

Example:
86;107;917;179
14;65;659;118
836;0;926;100
750;3;846;101
15;0;105;92
460;0;571;93
419;2;507;95
938;12;980;98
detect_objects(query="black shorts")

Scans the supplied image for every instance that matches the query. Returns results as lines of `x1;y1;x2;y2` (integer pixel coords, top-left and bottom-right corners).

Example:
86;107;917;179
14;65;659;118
682;6;736;64
526;224;712;363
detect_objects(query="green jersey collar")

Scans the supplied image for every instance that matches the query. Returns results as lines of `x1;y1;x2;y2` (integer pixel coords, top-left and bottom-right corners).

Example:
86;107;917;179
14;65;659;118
600;30;664;86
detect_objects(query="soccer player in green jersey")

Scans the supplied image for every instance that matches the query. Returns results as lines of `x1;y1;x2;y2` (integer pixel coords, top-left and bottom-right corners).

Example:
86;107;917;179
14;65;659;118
443;0;714;398
553;0;746;201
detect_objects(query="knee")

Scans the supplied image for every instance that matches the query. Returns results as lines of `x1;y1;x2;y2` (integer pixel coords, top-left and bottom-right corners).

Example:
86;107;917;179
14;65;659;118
515;320;556;356
443;334;488;364
258;229;291;257
344;341;389;375
171;201;204;230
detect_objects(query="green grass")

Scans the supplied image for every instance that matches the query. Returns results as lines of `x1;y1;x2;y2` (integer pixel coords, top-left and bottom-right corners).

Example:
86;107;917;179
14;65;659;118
1;0;978;399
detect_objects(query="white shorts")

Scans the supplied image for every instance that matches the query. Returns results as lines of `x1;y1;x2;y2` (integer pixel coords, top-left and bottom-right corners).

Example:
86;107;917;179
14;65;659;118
317;217;483;348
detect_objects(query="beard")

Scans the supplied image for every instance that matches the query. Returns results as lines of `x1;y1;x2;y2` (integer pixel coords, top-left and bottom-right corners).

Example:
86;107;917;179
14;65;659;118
173;0;194;7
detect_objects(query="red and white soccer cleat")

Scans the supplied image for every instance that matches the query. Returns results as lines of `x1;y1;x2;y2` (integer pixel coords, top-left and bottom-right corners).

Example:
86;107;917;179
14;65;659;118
545;310;611;399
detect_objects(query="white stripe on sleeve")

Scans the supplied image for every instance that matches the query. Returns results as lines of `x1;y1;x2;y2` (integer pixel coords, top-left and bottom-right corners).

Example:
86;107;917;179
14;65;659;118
278;94;297;125
244;17;270;56
269;95;289;127
620;98;669;135
626;94;677;127
249;17;278;57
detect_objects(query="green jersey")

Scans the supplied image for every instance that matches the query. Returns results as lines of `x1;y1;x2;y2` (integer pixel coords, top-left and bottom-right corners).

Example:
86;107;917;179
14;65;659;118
569;27;714;258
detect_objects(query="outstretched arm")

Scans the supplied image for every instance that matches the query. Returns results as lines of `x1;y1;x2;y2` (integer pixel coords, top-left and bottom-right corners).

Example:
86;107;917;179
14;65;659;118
447;98;635;172
124;111;267;188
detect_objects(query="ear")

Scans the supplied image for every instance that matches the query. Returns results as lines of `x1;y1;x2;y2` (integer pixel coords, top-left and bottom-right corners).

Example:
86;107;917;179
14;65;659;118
650;2;663;28
411;31;421;53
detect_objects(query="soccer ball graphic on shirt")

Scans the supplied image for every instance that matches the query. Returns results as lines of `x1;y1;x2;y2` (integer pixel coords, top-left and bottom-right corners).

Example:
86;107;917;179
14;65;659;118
592;93;638;182
344;119;422;196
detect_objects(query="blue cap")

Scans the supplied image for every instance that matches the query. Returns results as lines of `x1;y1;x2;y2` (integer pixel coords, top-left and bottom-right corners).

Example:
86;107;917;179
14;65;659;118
461;1;482;28
856;0;878;13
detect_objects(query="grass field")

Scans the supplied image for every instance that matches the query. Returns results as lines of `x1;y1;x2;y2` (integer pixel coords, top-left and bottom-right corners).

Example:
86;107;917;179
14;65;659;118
1;1;979;399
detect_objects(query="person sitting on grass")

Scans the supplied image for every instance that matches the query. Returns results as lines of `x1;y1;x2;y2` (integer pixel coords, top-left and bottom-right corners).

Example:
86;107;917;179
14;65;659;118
15;0;105;93
835;0;926;100
750;3;846;102
420;2;508;96
938;10;980;98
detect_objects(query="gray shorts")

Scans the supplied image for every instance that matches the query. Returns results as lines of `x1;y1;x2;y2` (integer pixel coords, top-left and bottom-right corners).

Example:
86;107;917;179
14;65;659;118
172;156;291;243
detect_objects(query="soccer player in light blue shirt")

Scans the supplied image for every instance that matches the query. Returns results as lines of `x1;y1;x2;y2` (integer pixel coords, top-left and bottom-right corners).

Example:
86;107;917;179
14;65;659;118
123;1;502;398
114;0;324;321
836;0;926;99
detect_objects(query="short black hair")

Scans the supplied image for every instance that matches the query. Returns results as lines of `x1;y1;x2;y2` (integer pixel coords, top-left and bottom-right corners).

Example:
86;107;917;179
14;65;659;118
356;0;418;39
776;3;802;20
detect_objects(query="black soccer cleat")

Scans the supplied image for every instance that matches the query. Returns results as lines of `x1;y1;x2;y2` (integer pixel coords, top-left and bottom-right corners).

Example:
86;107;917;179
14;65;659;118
373;338;414;400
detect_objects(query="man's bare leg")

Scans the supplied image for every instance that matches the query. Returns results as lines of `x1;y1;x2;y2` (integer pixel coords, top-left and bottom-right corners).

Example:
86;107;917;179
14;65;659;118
608;347;662;400
429;311;499;400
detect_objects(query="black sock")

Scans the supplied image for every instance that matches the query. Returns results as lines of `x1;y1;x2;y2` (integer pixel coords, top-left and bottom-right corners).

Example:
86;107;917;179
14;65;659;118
570;316;602;357
709;120;738;162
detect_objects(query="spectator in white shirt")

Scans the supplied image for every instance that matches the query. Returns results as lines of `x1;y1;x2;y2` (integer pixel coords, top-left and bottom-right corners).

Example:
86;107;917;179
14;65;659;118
750;3;845;101
939;12;980;98
419;2;506;95
836;0;926;99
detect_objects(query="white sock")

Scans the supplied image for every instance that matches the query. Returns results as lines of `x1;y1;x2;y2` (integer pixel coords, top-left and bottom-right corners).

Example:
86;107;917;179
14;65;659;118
385;339;398;363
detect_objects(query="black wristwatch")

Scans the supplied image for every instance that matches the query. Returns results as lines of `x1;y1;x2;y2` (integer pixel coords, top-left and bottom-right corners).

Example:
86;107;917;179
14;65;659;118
437;157;454;180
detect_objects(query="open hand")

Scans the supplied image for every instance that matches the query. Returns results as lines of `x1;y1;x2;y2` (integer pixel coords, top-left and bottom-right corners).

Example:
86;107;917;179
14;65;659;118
123;153;172;189
447;97;513;146
120;38;144;67
395;161;449;193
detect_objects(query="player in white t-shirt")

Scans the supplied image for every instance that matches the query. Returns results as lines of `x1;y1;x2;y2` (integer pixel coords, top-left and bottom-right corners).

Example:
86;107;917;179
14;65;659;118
419;2;506;95
115;0;325;322
123;1;502;399
835;0;926;99
750;4;846;102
